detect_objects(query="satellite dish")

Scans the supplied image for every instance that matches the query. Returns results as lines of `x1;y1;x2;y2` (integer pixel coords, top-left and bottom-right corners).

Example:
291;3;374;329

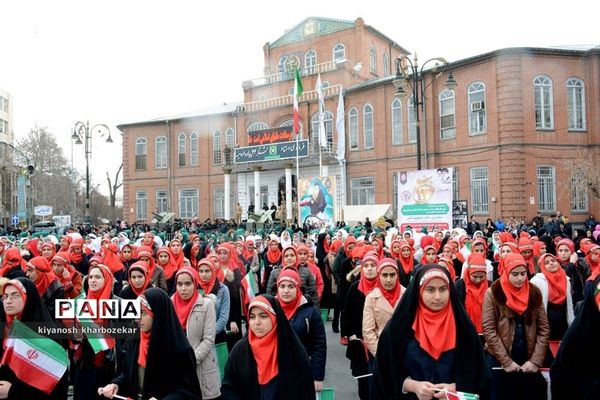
353;63;363;73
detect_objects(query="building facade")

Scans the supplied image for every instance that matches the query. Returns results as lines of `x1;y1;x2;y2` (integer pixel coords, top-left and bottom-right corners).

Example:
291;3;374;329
118;17;600;226
0;89;16;227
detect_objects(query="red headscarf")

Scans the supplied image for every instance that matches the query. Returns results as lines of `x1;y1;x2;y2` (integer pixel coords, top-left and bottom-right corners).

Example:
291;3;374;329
556;239;575;267
585;245;600;278
138;297;153;368
3;280;27;329
41;242;56;262
389;239;402;259
242;239;256;261
377;258;402;307
343;236;357;257
137;246;157;279
168;239;185;269
357;252;379;296
412;268;456;360
87;264;115;303
518;238;535;275
464;253;488;333
538;253;567;305
532;241;546;258
372;238;384;259
26;238;42;258
265;238;282;265
207;254;225;283
398;241;415;275
330;239;342;254
157;247;177;280
101;242;125;275
500;253;529;315
59;235;72;252
172;267;200;329
197;259;218;295
276;269;303;319
499;231;515;245
281;247;299;270
437;256;456;281
497;242;520;276
420;245;438;265
68;238;85;265
51;251;73;287
119;243;136;263
28;256;59;296
127;262;151;297
0;248;26;277
248;296;278;385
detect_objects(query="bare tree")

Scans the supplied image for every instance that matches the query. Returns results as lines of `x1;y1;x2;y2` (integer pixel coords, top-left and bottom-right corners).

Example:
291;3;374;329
557;148;600;209
106;163;123;212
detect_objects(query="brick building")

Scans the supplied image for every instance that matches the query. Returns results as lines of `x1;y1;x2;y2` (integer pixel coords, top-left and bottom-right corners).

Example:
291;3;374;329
118;17;600;226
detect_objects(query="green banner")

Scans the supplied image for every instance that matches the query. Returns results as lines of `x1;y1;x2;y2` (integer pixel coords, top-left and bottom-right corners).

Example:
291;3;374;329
401;203;449;216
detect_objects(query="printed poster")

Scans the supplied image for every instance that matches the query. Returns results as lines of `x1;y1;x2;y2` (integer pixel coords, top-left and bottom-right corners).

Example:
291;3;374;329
298;176;336;229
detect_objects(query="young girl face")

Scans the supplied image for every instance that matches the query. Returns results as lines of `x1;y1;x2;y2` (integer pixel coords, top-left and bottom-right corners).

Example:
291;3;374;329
198;264;213;282
442;247;453;259
277;281;298;303
176;273;195;300
544;256;559;273
121;247;133;260
2;286;24;316
401;246;411;258
379;266;398;291
508;266;528;288
52;261;65;275
283;249;296;268
130;270;146;289
362;261;378;280
557;245;571;262
500;245;513;258
421;277;449;311
392;242;401;254
88;267;106;292
170;241;182;254
425;249;437;263
42;247;54;258
158;252;170;265
248;307;273;338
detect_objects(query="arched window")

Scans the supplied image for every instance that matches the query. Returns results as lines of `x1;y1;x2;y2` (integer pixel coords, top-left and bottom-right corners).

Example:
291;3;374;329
333;43;345;61
177;132;186;166
305;50;317;74
383;52;389;76
566;78;585;130
190;132;198;166
534;75;554;129
391;98;402;145
155;136;167;169
135;137;147;170
349;107;358;150
468;82;487;135
408;96;416;143
369;45;377;74
212;130;221;165
439;89;456;139
225;128;235;148
363;104;374;148
277;56;287;73
311;110;334;149
247;122;268;132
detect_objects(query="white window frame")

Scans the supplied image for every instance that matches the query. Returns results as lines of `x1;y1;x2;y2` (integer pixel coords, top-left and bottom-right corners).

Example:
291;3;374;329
408;96;417;143
570;173;588;213
537;165;556;212
178;132;186;167
351;177;375;205
566;78;586;131
391;98;402;145
333;43;345;61
310;110;334;149
190;132;199;166
534;75;554;130
468;82;487;135
383;52;389;77
305;50;317;74
179;188;199;220
363;104;374;148
348;107;358;150
369;45;377;74
135;137;147;170
247;121;268;132
155;136;167;169
214;187;225;219
136;191;148;220
213;130;221;165
439;89;456;139
225;127;235;148
470;167;488;214
156;190;169;213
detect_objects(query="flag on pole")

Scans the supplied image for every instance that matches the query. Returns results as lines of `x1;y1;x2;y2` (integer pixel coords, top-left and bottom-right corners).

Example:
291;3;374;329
336;88;345;162
316;73;327;148
241;271;259;305
79;318;116;354
293;68;304;135
444;389;479;400
1;320;69;394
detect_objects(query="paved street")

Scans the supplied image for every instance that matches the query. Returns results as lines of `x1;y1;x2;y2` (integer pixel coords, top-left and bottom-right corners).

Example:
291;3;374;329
321;317;359;400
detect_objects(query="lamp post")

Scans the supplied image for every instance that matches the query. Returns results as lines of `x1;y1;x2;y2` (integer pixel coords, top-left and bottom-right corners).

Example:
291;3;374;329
71;121;113;224
393;53;457;170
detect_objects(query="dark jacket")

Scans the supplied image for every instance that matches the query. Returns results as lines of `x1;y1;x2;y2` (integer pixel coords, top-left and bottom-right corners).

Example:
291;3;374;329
289;299;327;381
42;280;65;322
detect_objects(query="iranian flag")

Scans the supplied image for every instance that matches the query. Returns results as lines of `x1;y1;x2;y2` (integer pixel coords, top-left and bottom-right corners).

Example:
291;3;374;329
444;389;479;400
241;271;259;316
79;318;116;354
1;320;68;394
293;68;304;134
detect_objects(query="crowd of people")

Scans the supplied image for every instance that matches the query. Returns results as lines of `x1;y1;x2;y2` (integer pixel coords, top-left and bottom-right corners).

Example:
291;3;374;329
0;212;598;399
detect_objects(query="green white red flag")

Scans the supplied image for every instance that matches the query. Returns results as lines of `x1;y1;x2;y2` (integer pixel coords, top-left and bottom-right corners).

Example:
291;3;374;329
293;68;304;135
444;389;479;400
1;320;68;394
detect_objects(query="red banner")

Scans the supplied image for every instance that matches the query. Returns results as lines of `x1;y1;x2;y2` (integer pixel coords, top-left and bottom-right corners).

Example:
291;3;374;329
248;127;293;146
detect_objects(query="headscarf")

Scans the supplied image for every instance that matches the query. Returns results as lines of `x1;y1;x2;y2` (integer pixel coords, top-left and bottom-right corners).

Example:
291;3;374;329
51;251;73;285
157;246;177;280
463;253;488;333
248;296;279;384
197;259;219;295
499;253;529;315
168;238;185;270
68;238;84;264
119;243;136;263
538;253;567;305
102;242;125;274
276;269;303;320
412;267;456;360
556;239;575;267
127;261;150;297
584;244;600;278
137;246;157;278
389;238;402;259
532;241;546;258
497;242;520;276
28;256;59;297
171;267;200;329
138;297;153;369
0;247;26;277
266;239;282;265
41;242;56;262
377;258;402;308
281;246;299;270
372;237;384;259
26;238;41;258
518;237;535;275
1;278;55;338
397;240;415;275
343;236;357;257
357;252;379;296
420;244;438;265
86;264;114;302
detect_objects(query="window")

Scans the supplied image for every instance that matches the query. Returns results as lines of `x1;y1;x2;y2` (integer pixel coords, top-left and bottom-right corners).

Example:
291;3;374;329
178;132;186;167
391;98;402;145
248;122;268;132
0;96;8;112
537;165;556;212
305;50;317;74
439;89;456;139
179;188;198;219
212;130;221;165
369;45;377;74
248;186;269;210
383;52;389;77
452;168;459;200
136;191;148;220
310;110;334;148
0;119;6;134
156;190;169;213
349;107;358;150
470;167;488;214
468;82;487;135
570;174;588;213
408;96;417;143
155;136;167;169
225;128;235;148
190;132;199;166
277;56;287;73
534;75;554;129
393;172;399;218
351;177;375;205
214;187;225;219
363;104;374;148
333;43;345;61
566;78;586;131
135;138;147;170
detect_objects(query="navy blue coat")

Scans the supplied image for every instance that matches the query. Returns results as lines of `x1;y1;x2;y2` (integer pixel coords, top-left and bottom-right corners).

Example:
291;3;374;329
289;300;327;381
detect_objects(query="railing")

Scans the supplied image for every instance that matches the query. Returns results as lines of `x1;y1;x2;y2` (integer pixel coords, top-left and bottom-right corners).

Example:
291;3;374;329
237;84;342;113
242;59;349;89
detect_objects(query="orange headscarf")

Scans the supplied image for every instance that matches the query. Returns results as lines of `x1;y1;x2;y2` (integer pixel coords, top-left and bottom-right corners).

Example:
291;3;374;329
138;297;153;368
397;240;415;275
463;253;488;333
157;247;177;280
412;268;456;360
276;269;303;320
499;253;529;315
357;252;379;296
377;258;403;308
28;256;59;297
248;296;278;385
197;259;218;295
127;262;150;297
538;253;567;305
171;267;200;329
41;242;56;262
102;242;125;274
0;248;26;277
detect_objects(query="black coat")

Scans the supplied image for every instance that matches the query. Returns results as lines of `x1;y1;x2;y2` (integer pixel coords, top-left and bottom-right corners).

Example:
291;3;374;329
289;300;327;381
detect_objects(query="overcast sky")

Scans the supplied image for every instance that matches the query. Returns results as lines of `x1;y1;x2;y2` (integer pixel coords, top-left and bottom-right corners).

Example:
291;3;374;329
1;0;598;196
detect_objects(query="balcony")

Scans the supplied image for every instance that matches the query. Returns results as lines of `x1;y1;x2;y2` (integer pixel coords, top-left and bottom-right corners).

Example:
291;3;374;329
236;84;343;114
242;59;349;90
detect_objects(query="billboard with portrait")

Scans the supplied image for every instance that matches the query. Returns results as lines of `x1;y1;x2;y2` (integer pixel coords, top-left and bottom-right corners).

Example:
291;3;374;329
298;176;336;229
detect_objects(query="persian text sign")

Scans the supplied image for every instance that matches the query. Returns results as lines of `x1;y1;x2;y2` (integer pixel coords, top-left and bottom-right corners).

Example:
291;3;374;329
248;127;294;146
234;140;309;163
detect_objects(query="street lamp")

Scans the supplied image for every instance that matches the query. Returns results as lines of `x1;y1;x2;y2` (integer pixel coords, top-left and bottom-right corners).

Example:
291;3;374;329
71;121;113;224
393;53;457;170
